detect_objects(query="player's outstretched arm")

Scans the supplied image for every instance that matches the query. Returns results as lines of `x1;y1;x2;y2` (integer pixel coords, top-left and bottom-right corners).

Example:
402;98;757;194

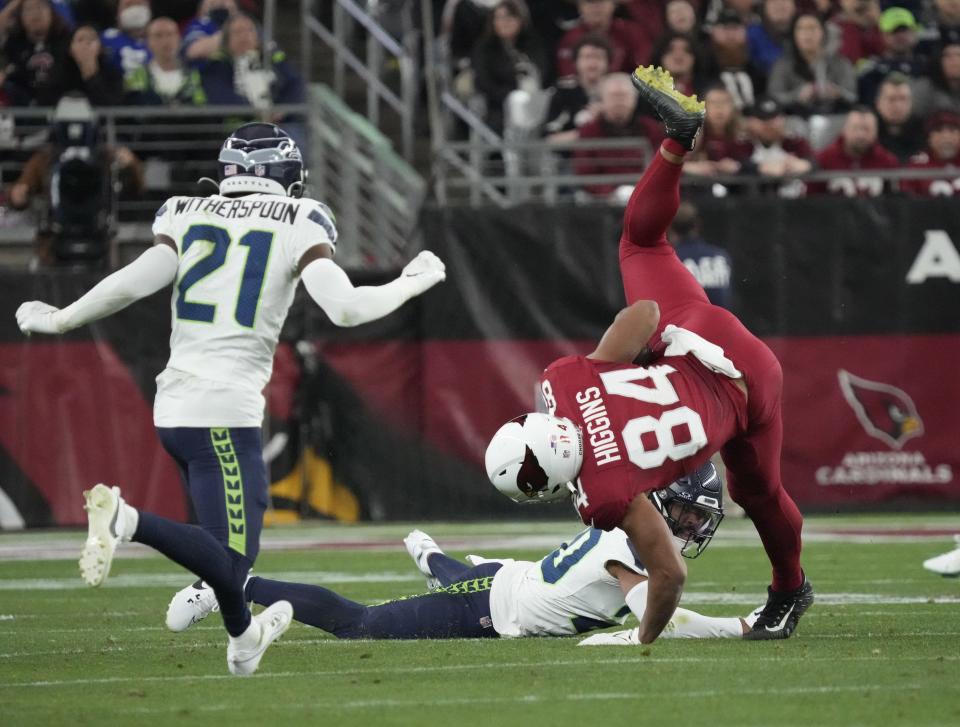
618;493;685;643
299;247;446;328
15;241;179;335
588;300;660;364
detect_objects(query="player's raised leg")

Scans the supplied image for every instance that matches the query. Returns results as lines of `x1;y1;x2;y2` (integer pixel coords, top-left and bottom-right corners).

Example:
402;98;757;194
619;66;711;312
404;529;474;588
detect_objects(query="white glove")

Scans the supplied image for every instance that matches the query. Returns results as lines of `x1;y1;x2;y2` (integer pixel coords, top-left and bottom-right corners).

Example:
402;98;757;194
400;250;446;297
578;628;641;646
16;301;63;335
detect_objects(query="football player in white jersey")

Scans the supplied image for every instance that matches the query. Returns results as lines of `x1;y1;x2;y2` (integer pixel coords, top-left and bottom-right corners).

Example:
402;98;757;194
14;122;446;675
165;462;755;643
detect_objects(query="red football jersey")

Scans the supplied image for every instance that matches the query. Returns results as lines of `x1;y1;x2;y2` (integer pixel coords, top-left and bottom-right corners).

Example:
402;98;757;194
541;352;748;530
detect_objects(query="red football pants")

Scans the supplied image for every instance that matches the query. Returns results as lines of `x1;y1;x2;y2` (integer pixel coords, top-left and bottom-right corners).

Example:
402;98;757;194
618;150;804;592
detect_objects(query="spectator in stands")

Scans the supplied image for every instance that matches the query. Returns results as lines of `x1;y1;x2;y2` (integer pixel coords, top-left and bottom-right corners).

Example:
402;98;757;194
543;34;610;142
200;13;303;109
0;0;72;37
706;8;767;110
925;0;960;49
874;72;925;162
442;0;496;73
768;12;857;115
829;0;884;64
685;85;753;175
912;42;960;115
664;0;703;41
183;0;237;61
622;0;665;46
651;32;709;97
715;0;761;26
6;94;143;267
50;24;123;106
811;106;899;195
903;110;960;195
668;200;733;308
100;0;151;78
742;96;814;190
0;0;71;106
857;7;926;104
556;0;649;78
125;17;206;106
471;0;546;133
573;72;660;197
747;0;797;73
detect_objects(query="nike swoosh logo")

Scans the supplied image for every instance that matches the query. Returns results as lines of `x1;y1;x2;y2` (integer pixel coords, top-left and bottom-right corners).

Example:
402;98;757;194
765;604;796;631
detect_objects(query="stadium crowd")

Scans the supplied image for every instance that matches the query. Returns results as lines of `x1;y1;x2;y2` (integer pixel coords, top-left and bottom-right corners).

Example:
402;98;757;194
438;0;960;197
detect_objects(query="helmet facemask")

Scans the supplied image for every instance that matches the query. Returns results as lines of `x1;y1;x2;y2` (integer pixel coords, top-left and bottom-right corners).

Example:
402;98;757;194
650;462;725;558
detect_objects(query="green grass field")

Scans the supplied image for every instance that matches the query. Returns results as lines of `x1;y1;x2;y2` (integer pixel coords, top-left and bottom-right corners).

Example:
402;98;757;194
2;516;959;727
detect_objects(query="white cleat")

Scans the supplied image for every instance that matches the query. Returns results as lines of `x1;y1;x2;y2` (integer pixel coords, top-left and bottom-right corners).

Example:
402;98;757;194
579;628;641;646
166;579;221;632
79;484;131;587
466;554;506;567
403;529;443;580
227;600;293;676
923;537;960;577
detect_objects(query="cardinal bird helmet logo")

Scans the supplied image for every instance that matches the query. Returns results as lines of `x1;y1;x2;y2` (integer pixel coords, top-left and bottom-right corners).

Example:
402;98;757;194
838;370;924;450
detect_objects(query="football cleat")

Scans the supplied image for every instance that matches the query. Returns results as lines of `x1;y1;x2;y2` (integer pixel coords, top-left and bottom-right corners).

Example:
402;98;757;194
743;578;815;640
579;628;641;646
166;579;221;632
922;537;960;577
79;484;131;587
630;65;706;151
403;529;443;584
227;600;293;676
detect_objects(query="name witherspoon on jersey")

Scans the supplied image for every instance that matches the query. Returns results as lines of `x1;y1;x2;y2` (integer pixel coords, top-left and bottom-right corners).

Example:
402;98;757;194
172;197;300;224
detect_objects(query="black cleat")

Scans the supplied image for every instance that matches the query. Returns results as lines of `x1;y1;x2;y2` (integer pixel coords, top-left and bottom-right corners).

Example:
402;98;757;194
630;65;706;151
743;578;815;640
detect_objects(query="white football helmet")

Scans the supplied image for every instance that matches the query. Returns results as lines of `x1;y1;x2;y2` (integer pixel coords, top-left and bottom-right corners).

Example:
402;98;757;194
485;413;583;503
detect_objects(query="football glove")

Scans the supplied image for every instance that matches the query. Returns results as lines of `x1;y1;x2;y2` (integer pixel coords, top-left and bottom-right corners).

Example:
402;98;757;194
401;250;446;297
16;301;62;335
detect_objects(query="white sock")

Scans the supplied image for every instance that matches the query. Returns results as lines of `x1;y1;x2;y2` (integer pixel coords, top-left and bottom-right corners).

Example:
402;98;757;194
119;503;139;542
229;618;262;650
662;608;743;639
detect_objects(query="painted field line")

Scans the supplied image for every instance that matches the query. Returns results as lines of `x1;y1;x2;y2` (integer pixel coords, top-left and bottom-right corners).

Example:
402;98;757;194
107;683;946;715
1;638;959;661
2;654;959;688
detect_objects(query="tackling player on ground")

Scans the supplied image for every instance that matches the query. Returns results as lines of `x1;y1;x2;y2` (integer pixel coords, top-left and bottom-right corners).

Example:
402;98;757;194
486;67;812;645
168;463;758;643
14;123;446;675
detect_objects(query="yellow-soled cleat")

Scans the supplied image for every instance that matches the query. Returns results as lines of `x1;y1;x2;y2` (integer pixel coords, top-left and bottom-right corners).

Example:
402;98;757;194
630;64;706;150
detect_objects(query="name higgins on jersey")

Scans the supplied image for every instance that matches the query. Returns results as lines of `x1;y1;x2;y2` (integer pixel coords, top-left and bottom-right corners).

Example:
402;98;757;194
171;197;300;224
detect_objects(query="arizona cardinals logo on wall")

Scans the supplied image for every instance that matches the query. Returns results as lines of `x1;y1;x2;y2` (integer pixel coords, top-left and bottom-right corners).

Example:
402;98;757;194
838;370;924;450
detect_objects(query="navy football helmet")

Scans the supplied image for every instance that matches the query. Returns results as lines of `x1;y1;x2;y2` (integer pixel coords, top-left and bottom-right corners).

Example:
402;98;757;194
650;461;724;559
216;122;305;198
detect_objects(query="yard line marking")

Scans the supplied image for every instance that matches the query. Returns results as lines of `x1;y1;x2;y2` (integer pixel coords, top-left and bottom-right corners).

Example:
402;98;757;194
105;683;937;715
1;655;957;685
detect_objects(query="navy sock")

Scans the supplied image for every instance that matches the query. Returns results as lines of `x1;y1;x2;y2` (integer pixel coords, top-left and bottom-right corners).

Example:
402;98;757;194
247;577;366;636
134;512;251;636
426;553;472;586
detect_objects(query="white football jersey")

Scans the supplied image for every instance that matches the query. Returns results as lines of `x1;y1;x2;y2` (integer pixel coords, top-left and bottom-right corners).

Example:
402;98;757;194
488;527;645;638
151;193;337;427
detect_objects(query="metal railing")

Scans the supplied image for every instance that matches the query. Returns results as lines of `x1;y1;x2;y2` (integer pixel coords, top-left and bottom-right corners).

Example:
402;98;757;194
304;0;420;161
310;84;426;268
432;135;960;206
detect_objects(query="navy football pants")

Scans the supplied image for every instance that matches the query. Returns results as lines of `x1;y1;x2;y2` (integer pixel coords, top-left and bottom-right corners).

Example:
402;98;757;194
132;427;268;636
247;557;502;639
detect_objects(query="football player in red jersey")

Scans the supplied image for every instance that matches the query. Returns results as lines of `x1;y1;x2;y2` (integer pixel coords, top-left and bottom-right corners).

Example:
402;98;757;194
486;65;812;645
